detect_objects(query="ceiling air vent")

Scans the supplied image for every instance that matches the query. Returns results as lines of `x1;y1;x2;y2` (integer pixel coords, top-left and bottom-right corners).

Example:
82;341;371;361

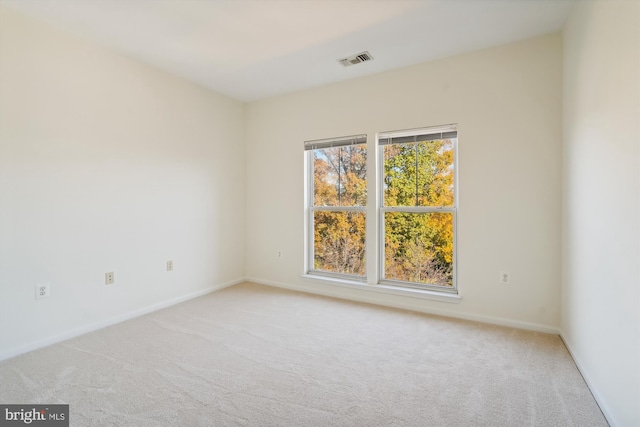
338;51;373;67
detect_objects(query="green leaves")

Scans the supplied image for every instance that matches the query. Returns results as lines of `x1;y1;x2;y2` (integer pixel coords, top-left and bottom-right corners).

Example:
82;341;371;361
384;140;454;207
310;136;455;286
383;139;455;286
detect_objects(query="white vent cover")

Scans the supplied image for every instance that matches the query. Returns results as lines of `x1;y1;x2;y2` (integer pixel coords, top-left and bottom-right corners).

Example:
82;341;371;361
337;51;373;67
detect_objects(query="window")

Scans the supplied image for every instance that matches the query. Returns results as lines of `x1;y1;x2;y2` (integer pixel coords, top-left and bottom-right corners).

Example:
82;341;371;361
304;125;457;295
379;126;457;292
305;134;367;279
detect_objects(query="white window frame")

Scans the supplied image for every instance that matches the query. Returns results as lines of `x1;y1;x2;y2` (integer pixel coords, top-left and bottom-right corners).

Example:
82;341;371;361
305;134;368;281
377;125;458;294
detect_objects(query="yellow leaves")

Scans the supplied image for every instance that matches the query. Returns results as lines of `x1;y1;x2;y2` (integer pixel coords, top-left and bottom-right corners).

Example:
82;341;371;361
384;212;453;286
314;146;367;206
313;211;366;276
311;137;455;285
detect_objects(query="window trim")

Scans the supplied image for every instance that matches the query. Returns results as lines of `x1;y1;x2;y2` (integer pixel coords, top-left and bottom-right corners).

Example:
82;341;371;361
301;273;462;303
377;125;458;293
304;125;459;297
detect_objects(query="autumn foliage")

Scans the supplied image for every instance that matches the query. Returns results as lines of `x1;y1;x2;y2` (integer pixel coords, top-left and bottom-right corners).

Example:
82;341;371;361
313;145;367;276
383;139;454;286
312;138;454;287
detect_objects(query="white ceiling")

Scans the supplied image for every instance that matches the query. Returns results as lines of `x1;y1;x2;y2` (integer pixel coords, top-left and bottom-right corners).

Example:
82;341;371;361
1;0;575;102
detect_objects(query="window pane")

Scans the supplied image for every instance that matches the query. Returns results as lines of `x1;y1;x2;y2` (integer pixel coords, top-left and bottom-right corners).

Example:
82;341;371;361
314;146;366;206
383;139;455;207
314;147;340;206
384;212;453;287
340;145;367;206
416;138;455;207
383;142;416;207
314;211;366;276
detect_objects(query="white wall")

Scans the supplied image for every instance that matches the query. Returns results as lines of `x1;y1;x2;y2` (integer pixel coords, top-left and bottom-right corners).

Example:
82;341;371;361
246;34;563;332
562;1;640;426
0;7;246;359
3;3;636;421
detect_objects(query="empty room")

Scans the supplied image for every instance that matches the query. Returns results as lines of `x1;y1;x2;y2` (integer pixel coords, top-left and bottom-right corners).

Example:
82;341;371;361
0;0;638;426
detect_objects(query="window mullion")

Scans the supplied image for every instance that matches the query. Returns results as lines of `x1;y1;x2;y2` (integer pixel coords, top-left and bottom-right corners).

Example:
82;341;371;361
414;141;418;207
312;206;365;212
338;148;342;206
380;206;454;213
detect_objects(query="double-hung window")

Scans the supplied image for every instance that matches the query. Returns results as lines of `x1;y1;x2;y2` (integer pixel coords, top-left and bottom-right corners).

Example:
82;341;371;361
305;134;367;280
379;125;457;292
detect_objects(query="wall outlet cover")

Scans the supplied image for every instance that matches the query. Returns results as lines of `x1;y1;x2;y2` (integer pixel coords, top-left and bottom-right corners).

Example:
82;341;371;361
35;283;50;299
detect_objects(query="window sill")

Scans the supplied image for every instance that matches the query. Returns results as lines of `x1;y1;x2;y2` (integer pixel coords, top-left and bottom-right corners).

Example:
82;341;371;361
301;274;462;304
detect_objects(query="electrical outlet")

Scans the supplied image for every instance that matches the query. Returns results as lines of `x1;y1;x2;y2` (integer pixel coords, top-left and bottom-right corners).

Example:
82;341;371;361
35;283;50;299
105;272;114;285
277;250;283;259
499;271;510;284
167;260;173;271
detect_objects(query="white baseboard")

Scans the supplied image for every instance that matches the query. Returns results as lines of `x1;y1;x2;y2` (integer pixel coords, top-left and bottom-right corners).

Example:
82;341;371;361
246;277;560;335
559;332;617;427
0;278;244;362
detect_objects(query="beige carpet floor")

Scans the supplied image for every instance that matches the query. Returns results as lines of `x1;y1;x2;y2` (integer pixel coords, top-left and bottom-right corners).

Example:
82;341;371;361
0;282;607;426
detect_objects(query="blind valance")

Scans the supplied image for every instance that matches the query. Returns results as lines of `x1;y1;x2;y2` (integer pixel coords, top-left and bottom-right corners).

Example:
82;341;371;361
304;134;367;150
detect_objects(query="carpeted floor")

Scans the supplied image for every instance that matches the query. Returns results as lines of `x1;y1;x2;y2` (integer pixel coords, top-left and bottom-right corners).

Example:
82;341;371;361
0;282;607;426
